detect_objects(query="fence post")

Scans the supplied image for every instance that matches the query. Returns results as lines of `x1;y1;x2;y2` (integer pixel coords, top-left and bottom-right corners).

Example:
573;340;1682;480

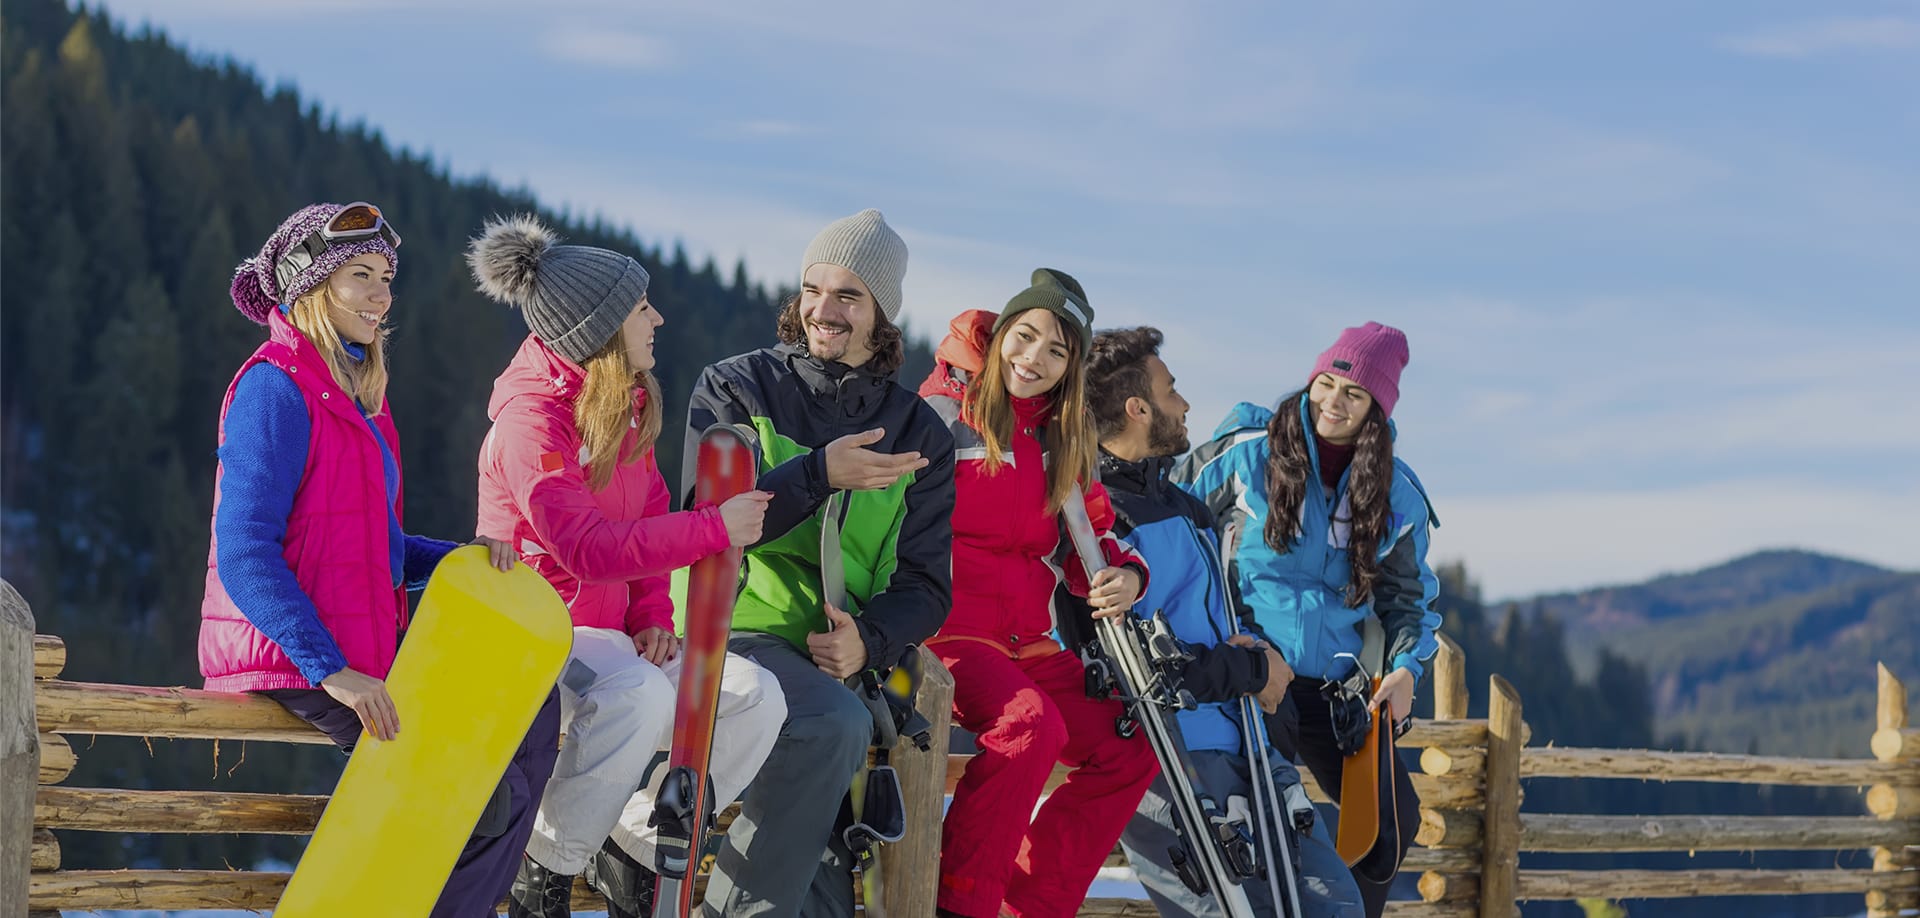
1867;662;1920;918
1479;675;1522;918
1433;634;1468;721
2;580;38;918
884;646;954;916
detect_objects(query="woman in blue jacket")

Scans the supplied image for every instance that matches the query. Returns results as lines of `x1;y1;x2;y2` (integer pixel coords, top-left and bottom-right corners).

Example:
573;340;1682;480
1176;321;1439;918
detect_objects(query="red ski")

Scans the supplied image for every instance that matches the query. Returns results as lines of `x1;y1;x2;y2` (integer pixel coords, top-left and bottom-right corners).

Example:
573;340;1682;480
652;424;759;917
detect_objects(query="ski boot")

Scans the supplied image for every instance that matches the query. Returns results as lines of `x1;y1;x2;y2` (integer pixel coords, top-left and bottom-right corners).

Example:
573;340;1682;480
584;837;656;918
507;854;574;918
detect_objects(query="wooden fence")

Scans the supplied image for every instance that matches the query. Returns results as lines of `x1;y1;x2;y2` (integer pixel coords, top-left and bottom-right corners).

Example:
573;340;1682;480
1408;636;1920;917
5;579;1918;917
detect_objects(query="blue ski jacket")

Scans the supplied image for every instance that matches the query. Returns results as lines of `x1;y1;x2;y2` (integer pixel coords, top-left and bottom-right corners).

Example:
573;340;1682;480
1099;450;1271;756
1174;397;1442;685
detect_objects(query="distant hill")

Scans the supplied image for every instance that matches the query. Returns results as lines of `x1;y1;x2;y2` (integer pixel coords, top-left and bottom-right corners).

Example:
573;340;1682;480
1512;550;1919;754
1520;549;1894;632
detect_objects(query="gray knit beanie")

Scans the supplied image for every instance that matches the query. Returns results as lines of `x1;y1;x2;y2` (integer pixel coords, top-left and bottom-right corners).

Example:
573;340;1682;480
467;214;650;363
996;268;1095;352
801;209;908;323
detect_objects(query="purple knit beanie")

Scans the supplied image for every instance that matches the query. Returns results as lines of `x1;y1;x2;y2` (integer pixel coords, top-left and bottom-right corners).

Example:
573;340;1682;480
1308;321;1410;419
230;203;400;324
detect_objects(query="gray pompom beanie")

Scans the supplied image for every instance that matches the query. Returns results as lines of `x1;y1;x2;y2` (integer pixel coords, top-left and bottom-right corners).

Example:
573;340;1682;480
801;209;908;323
467;214;650;363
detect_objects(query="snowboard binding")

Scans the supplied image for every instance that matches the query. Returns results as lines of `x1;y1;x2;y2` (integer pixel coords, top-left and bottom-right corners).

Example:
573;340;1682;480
648;765;711;882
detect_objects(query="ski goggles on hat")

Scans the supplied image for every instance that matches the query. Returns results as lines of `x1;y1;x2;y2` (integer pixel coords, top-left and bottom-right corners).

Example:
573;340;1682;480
275;202;402;293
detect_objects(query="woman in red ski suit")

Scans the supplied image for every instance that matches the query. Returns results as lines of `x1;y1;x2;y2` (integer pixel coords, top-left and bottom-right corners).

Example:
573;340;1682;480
918;270;1160;918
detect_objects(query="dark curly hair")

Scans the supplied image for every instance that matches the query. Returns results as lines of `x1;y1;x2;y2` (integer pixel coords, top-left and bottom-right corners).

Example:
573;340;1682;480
1263;389;1395;608
775;294;905;377
1085;326;1164;440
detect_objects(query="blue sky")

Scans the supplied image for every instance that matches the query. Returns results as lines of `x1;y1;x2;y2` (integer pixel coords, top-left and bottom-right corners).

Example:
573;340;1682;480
94;0;1919;597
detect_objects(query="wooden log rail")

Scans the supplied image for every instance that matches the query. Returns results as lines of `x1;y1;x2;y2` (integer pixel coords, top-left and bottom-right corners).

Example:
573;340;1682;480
18;627;957;916
16;620;1496;915
1413;812;1920;853
1520;746;1913;786
31;871;1484;916
14;609;1920;917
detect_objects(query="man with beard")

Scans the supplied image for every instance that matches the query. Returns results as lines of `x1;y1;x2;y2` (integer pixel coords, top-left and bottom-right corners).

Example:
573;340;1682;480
1086;327;1361;918
682;209;955;917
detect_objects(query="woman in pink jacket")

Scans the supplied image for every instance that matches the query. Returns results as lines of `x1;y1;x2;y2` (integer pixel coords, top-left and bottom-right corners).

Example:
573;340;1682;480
467;216;787;918
199;201;544;917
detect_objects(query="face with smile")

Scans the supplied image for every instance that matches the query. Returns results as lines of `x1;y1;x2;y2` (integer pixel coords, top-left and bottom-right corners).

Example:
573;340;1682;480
1308;372;1375;444
799;262;877;367
619;293;664;371
999;309;1071;399
322;254;394;346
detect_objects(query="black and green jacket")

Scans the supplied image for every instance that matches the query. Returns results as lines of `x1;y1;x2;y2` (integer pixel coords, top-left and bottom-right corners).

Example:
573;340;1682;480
680;343;955;669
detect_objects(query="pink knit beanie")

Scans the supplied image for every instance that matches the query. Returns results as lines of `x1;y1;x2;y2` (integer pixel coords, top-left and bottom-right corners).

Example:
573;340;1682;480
1308;321;1410;419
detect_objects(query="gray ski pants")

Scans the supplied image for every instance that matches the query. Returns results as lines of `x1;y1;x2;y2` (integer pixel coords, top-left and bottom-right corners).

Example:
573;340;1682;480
1119;748;1363;918
700;633;873;918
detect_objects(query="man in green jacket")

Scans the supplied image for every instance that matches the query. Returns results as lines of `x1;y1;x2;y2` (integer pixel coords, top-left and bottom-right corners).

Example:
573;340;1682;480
683;209;955;918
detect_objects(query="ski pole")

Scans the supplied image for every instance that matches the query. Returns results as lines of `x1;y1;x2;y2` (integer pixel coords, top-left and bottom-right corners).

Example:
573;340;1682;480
1242;698;1305;918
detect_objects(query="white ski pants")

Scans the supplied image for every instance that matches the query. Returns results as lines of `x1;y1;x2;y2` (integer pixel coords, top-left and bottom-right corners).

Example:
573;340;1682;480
526;626;787;875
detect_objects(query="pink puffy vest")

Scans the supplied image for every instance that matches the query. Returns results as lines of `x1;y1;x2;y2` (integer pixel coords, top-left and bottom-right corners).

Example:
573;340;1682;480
199;311;407;692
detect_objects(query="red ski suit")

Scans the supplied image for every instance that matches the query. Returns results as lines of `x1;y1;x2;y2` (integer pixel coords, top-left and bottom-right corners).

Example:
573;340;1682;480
919;310;1160;918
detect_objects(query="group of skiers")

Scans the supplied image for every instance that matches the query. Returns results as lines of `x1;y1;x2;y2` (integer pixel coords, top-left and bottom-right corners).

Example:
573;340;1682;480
196;200;1441;918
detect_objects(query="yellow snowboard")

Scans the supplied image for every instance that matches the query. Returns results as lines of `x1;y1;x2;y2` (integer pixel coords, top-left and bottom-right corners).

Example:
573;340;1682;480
275;546;572;917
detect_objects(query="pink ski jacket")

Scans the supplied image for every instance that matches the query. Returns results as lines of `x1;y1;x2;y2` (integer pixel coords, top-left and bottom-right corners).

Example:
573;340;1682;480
477;335;729;635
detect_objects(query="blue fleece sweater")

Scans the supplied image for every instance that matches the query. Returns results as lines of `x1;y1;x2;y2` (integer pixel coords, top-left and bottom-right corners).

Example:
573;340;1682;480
214;351;456;685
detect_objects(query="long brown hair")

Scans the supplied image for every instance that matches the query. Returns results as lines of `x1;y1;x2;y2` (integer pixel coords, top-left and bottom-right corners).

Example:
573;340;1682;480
287;283;389;413
775;294;906;377
1263;388;1395;607
573;335;664;491
963;314;1097;515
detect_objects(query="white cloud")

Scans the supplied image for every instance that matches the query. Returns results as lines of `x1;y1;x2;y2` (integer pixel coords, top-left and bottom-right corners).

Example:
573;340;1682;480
469;143;1025;336
539;26;674;71
1437;479;1920;599
1719;17;1920;58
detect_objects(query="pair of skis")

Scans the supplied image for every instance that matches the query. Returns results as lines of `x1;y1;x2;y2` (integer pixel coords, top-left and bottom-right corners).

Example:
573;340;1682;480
650;425;759;918
1240;697;1308;918
1064;485;1304;918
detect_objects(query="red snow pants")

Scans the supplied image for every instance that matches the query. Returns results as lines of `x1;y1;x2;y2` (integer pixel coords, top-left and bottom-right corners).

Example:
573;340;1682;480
936;640;1160;918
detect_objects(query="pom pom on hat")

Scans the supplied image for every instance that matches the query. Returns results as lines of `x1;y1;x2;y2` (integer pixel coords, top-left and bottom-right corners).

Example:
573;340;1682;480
466;213;650;364
467;214;558;309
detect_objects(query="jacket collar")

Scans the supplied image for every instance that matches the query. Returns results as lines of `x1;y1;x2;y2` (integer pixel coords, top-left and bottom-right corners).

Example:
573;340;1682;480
267;309;378;417
1010;391;1053;426
486;334;588;420
778;341;891;420
1097;448;1175;498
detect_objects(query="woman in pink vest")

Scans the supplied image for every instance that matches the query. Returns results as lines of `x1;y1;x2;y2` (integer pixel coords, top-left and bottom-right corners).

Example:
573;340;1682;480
466;215;785;918
199;201;555;917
